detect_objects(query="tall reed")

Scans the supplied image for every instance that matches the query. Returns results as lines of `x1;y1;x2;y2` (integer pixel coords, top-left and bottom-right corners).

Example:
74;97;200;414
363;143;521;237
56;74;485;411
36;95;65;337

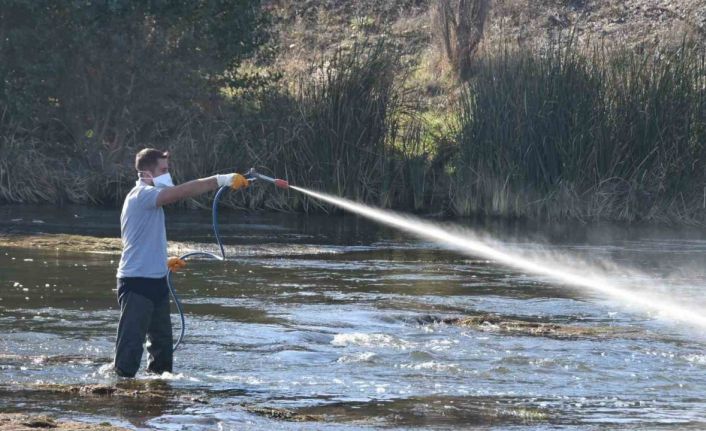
148;40;417;213
454;41;706;222
235;40;417;212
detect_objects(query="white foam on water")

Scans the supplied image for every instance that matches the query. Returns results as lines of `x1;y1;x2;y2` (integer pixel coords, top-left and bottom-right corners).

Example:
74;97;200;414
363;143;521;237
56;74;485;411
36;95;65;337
207;374;263;385
141;371;200;382
331;333;411;349
399;361;462;372
293;186;706;333
684;354;706;365
336;352;377;363
95;363;115;378
91;364;200;382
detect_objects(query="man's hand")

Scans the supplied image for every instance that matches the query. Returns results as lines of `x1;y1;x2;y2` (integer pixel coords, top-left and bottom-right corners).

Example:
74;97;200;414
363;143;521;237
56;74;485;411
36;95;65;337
167;257;187;272
230;173;249;190
216;173;249;190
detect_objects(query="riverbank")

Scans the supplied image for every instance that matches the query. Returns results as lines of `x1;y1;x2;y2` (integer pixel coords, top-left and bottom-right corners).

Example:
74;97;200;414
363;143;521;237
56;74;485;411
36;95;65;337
1;1;704;223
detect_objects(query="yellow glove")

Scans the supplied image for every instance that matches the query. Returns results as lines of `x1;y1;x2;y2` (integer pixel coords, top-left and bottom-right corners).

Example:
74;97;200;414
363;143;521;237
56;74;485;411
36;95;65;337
230;173;249;190
216;173;249;190
167;257;187;272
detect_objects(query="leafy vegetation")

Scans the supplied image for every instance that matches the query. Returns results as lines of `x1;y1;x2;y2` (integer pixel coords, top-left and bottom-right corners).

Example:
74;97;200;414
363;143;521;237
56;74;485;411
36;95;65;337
1;0;704;223
1;0;265;203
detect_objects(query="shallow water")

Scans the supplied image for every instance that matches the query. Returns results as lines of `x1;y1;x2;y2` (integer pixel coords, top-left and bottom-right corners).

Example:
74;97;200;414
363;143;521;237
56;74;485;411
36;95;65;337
1;204;706;430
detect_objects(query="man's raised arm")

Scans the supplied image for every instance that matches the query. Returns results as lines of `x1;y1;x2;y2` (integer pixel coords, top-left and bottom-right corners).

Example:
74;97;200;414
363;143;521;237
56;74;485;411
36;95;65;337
156;174;249;207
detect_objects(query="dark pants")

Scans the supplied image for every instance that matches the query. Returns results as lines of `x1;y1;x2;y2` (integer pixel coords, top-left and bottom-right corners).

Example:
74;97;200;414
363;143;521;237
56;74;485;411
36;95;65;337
113;277;173;377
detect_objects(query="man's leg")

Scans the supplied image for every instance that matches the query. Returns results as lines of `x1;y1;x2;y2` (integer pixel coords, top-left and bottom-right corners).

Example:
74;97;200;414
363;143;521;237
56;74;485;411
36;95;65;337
114;290;154;377
146;295;173;374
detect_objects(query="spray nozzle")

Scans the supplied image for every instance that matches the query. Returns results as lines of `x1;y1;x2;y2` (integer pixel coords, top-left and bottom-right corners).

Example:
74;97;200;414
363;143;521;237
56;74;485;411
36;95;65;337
273;179;289;189
246;168;289;189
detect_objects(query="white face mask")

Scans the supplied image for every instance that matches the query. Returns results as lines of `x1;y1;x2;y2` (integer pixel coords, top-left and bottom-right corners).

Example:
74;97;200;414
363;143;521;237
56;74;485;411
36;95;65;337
138;171;174;188
153;172;174;188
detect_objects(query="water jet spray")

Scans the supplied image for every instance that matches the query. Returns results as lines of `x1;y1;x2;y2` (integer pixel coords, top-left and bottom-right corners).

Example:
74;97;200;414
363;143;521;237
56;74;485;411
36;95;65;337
289;186;706;332
171;174;705;352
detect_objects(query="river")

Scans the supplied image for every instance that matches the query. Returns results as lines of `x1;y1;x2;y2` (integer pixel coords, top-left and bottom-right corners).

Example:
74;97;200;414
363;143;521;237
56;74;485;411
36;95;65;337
1;204;705;430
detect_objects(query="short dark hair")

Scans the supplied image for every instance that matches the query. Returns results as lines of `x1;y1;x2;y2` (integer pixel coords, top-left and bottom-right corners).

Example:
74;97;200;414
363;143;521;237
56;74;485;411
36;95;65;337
135;148;169;171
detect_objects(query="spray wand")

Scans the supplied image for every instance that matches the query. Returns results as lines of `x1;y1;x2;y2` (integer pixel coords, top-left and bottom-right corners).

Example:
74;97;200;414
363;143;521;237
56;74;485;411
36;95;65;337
246;168;289;189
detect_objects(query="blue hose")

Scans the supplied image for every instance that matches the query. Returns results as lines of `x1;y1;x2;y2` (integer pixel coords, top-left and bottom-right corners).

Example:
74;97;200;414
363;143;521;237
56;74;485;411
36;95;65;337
168;186;229;351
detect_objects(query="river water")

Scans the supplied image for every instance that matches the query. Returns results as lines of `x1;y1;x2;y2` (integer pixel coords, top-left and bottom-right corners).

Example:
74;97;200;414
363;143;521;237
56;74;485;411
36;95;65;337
1;205;705;430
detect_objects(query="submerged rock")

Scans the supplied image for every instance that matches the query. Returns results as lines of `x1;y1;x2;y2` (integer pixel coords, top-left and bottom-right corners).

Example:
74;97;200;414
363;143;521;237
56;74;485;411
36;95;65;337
0;413;128;430
0;232;205;257
274;395;550;427
29;382;204;402
0;354;107;366
0;233;123;254
73;385;117;396
243;405;324;422
416;313;645;340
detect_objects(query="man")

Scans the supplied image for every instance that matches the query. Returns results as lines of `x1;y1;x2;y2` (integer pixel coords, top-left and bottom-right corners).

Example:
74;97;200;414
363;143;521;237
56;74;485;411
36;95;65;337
113;148;248;377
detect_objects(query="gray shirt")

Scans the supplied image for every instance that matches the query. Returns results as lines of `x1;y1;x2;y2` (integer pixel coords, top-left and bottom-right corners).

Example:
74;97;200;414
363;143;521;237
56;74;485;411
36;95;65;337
116;181;167;279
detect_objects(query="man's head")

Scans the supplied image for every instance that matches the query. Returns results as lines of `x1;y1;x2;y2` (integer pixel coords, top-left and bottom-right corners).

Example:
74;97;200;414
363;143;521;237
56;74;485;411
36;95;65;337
135;148;169;186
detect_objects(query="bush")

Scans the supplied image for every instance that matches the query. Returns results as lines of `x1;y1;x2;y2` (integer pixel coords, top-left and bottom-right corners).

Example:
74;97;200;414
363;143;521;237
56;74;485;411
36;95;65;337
0;0;265;204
